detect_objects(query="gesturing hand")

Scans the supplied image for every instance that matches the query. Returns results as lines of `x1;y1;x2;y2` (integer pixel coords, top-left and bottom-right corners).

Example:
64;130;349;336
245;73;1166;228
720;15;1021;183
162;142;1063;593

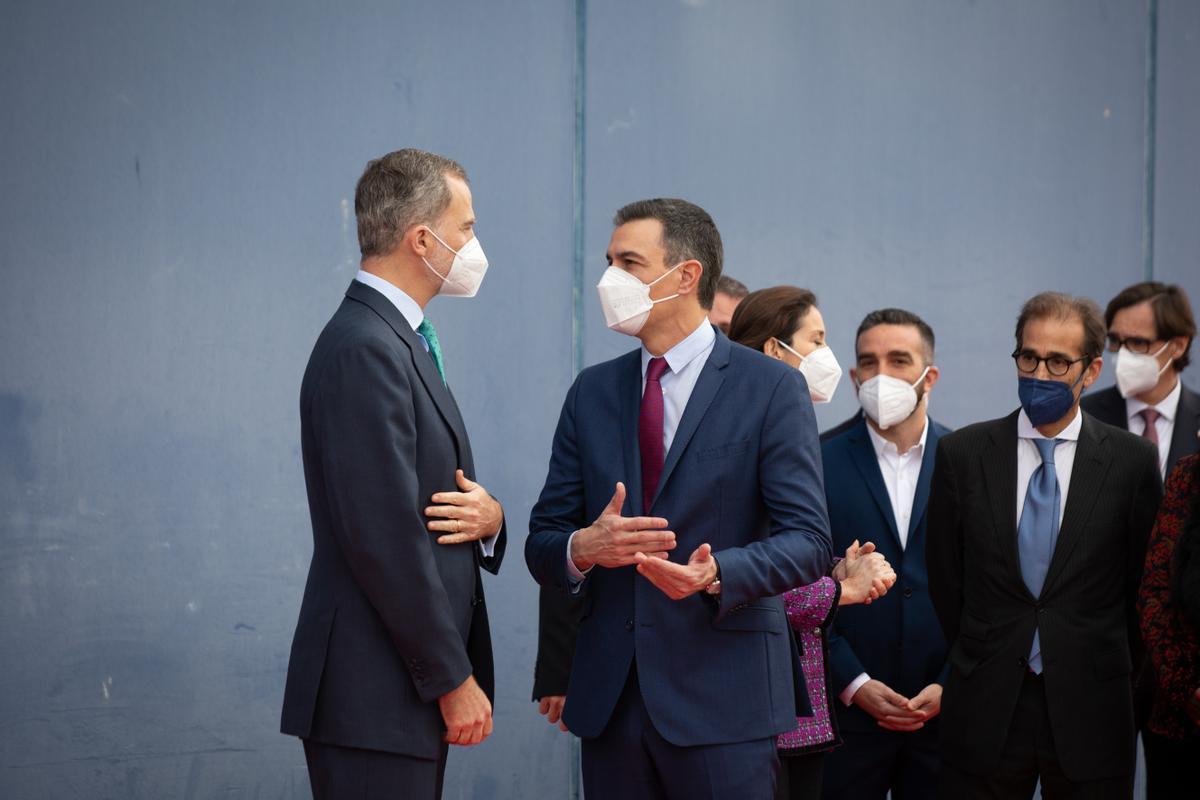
569;483;676;571
427;469;504;544
537;695;569;732
835;539;897;606
438;675;493;746
635;543;719;601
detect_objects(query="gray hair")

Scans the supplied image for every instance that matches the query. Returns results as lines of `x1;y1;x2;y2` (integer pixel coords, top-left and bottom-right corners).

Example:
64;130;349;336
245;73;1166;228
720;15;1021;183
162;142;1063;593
355;148;468;258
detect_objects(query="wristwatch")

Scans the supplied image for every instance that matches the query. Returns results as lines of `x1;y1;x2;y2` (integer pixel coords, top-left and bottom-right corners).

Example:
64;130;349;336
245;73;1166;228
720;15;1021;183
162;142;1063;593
704;559;722;595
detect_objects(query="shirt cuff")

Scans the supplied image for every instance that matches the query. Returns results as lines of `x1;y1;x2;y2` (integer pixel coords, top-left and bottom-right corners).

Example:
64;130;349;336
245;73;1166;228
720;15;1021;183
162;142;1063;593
840;672;871;707
477;529;499;559
566;529;592;593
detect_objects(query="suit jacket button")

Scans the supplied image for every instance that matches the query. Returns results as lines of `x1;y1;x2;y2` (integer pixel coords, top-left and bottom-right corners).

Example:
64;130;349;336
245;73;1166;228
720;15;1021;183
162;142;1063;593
903;587;913;599
472;596;482;607
625;619;635;631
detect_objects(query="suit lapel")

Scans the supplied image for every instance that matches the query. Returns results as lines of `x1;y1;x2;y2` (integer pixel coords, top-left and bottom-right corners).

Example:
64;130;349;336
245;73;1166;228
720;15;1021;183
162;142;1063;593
619;351;645;515
649;335;730;510
845;422;902;548
1167;385;1200;470
982;411;1026;597
1042;413;1111;594
345;281;470;464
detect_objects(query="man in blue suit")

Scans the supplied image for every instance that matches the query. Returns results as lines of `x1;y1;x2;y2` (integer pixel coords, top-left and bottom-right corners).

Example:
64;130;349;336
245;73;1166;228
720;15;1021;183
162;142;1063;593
525;198;833;799
821;309;950;800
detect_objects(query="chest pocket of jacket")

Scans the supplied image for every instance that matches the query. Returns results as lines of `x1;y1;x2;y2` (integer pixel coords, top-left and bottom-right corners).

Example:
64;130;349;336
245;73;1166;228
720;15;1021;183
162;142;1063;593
696;440;750;462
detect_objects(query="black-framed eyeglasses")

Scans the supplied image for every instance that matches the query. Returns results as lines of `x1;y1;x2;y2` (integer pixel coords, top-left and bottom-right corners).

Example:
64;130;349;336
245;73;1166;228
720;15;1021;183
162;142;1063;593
1104;333;1160;354
1011;349;1091;377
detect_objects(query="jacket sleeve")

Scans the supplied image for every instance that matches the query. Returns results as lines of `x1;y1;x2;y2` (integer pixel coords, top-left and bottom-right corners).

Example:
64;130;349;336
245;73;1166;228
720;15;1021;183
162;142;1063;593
926;437;963;649
714;369;833;616
525;377;587;591
783;577;840;632
313;338;472;702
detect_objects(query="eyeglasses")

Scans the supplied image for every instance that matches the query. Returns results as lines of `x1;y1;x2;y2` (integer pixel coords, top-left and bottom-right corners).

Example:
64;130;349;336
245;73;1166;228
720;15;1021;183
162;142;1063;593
1105;334;1160;354
1011;349;1090;377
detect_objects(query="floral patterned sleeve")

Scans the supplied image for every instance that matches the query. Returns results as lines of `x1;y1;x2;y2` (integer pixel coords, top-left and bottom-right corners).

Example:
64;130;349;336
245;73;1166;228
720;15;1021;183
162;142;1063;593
783;576;840;633
1138;455;1200;734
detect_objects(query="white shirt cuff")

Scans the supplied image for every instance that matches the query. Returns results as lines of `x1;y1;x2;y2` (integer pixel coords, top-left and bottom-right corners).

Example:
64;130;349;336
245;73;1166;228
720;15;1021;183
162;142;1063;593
565;530;592;593
477;529;499;559
840;672;871;707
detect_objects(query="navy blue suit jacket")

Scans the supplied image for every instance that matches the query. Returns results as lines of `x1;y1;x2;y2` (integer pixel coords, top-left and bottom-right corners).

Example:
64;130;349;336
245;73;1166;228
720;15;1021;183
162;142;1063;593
525;329;833;746
823;416;951;732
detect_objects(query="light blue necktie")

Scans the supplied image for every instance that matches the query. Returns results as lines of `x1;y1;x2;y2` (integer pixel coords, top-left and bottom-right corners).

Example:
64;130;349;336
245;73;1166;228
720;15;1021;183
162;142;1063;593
415;318;445;384
1017;437;1061;674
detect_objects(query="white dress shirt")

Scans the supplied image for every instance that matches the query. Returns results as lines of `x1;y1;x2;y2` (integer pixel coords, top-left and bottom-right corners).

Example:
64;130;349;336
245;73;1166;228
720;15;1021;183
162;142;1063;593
1126;378;1181;478
840;416;929;706
354;271;497;558
567;319;718;584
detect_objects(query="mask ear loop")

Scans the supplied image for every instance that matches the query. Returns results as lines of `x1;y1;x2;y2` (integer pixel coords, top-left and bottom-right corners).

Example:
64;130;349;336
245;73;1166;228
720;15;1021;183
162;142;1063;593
646;262;684;305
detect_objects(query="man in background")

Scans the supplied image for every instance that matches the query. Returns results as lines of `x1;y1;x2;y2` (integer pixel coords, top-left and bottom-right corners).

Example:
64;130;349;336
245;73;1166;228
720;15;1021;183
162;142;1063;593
709;274;749;334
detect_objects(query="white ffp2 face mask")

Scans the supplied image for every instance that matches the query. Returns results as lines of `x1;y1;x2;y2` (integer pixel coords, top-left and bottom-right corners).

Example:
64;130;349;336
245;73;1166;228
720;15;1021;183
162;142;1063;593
857;367;930;429
777;340;843;404
596;263;681;336
1114;342;1172;398
422;230;489;298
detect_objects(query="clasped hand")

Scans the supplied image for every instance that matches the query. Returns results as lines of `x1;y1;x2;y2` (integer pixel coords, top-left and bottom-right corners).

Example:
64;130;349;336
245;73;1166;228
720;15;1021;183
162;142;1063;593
425;469;503;544
570;482;676;571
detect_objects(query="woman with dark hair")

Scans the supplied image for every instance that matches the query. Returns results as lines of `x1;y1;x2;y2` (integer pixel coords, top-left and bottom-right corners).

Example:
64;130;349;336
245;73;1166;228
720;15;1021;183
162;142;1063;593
1139;453;1200;798
728;286;896;799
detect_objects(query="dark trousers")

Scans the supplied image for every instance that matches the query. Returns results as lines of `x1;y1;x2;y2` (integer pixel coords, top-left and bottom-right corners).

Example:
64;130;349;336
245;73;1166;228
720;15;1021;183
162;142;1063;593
302;739;448;800
938;672;1132;800
1143;728;1200;800
581;666;779;800
776;751;825;800
821;724;938;799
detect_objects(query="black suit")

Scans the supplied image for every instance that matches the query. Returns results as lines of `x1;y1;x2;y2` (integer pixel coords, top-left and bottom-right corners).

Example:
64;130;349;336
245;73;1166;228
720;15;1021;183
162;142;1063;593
926;410;1160;794
1081;382;1200;476
281;281;504;795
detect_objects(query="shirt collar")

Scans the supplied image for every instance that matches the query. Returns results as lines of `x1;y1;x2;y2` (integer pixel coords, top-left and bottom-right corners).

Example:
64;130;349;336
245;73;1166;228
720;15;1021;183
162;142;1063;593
355;270;423;331
1018;405;1082;441
1126;376;1182;423
641;319;715;378
865;415;929;458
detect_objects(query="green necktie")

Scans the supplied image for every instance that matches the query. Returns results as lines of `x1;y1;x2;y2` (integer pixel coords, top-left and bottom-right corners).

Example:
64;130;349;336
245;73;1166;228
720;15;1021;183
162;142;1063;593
416;318;445;383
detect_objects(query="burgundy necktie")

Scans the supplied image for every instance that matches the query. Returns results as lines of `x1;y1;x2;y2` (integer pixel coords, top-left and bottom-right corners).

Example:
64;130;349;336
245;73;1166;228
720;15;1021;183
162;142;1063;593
639;357;670;513
1139;407;1160;446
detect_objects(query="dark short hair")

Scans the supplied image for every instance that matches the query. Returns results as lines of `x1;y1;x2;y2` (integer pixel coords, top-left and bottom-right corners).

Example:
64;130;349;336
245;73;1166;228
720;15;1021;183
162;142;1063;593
1104;281;1195;371
355;148;468;258
1015;292;1105;360
727;286;819;354
613;198;723;309
856;308;936;365
716;275;749;299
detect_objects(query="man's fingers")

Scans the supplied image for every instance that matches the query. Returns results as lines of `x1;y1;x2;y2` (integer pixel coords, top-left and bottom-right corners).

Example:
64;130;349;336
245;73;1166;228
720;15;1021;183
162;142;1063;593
429;494;470;506
858;541;876;554
603;482;626;516
689;542;712;564
427;499;468;514
437;532;484;544
614;515;671;531
538;698;551;716
879;719;925;732
455;469;480;492
483;714;494;739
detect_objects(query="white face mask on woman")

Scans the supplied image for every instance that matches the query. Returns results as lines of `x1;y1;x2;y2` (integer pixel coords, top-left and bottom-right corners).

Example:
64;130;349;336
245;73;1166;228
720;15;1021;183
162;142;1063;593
856;367;930;429
595;263;681;336
422;230;489;298
776;339;843;404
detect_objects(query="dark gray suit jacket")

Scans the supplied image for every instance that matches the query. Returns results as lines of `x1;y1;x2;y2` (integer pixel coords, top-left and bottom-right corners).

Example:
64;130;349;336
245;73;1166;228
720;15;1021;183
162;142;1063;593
926;410;1160;780
281;281;504;758
1081;382;1200;476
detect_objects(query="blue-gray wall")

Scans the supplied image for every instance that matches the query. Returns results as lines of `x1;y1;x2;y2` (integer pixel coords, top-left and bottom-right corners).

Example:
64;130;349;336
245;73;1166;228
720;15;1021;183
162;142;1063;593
1;1;1195;797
